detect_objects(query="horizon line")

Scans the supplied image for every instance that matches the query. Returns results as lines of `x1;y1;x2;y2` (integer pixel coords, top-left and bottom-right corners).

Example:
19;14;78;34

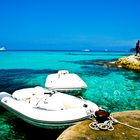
2;49;131;52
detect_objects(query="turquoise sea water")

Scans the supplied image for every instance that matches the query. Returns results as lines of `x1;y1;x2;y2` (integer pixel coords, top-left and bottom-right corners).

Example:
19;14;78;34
0;51;140;139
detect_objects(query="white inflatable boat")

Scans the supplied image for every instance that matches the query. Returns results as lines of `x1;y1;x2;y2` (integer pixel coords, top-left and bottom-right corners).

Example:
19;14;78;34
45;70;88;95
0;86;99;129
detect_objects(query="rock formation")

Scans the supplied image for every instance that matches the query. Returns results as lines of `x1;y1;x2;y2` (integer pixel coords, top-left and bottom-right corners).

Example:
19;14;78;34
57;110;140;140
115;55;140;71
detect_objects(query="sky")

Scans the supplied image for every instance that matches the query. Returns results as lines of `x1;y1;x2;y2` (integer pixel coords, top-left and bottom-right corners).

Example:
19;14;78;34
0;0;140;51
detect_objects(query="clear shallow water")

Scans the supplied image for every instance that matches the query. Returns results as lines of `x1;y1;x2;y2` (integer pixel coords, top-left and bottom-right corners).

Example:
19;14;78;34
0;51;139;139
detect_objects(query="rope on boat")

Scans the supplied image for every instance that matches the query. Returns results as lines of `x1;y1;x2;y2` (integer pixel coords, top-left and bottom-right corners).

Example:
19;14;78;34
89;110;140;131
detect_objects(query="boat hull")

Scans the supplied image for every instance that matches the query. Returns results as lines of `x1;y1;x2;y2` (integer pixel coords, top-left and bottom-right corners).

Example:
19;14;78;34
47;87;87;95
0;102;86;129
0;91;98;129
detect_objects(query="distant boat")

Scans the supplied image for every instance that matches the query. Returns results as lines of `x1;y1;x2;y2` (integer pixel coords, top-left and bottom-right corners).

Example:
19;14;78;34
0;47;6;51
82;49;90;52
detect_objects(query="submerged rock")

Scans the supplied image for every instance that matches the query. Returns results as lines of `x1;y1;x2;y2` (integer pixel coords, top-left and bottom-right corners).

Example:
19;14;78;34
115;55;140;71
57;110;140;140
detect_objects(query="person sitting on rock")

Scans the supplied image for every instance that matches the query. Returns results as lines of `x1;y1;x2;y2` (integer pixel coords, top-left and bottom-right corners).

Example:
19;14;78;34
136;40;140;56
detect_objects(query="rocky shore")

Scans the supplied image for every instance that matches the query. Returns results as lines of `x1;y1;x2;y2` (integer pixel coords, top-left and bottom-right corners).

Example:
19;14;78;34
115;55;140;71
94;54;140;72
57;110;140;140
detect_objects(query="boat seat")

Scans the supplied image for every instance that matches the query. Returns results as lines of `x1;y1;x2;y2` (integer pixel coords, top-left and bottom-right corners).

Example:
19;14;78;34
12;88;35;100
12;86;45;101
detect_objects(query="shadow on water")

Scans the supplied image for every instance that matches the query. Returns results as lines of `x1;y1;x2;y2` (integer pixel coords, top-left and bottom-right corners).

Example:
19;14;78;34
0;111;64;140
63;59;119;77
0;69;58;93
80;65;119;77
11;119;64;140
62;58;117;65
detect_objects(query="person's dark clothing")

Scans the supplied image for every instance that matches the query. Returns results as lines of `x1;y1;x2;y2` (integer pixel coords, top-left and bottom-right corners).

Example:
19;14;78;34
136;40;140;55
